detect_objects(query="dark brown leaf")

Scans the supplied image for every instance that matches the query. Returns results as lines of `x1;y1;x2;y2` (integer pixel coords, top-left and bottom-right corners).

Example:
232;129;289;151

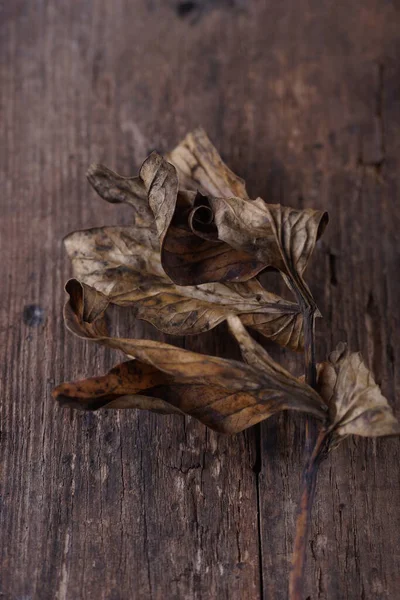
54;360;183;414
53;279;327;433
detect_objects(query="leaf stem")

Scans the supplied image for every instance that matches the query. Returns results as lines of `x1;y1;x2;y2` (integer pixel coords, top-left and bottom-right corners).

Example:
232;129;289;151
303;307;317;389
285;274;321;598
283;272;317;388
289;429;328;600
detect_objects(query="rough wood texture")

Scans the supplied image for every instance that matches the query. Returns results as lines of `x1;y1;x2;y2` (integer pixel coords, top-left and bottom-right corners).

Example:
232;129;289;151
1;1;399;598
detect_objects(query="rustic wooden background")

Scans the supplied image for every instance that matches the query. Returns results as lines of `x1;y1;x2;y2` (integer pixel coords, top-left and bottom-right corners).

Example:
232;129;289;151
1;1;400;598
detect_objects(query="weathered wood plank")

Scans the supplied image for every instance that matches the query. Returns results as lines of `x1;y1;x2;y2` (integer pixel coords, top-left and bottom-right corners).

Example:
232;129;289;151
0;1;399;599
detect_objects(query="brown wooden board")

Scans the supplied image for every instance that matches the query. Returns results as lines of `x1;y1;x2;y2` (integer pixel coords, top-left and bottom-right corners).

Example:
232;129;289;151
1;1;399;598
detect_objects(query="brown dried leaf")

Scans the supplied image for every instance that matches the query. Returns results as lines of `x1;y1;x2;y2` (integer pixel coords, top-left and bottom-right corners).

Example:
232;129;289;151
227;315;318;400
54;360;184;414
210;197;329;306
86;131;328;309
86;163;154;227
64;226;304;350
317;342;400;441
240;310;304;351
71;131;323;349
139;153;264;285
53;279;327;433
86;127;248;226
139;151;328;308
167;127;249;198
84;131;327;312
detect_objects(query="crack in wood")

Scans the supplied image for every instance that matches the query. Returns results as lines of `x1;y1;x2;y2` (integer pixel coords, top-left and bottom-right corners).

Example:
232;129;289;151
253;425;265;599
328;252;338;287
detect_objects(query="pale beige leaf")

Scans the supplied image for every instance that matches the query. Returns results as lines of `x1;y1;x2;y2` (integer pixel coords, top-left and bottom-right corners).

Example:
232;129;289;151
317;342;400;440
168;127;249;198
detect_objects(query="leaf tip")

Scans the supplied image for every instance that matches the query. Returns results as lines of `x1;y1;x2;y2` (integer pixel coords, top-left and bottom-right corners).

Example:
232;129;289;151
328;341;348;364
86;162;108;180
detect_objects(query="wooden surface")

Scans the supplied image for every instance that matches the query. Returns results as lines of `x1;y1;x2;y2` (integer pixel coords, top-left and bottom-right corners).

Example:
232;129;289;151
1;1;400;598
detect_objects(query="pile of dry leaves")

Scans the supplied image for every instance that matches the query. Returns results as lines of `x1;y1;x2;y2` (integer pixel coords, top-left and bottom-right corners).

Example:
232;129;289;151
53;129;399;599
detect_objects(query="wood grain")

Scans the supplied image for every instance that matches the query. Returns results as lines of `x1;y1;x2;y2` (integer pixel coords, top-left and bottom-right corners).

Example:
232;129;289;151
1;1;399;598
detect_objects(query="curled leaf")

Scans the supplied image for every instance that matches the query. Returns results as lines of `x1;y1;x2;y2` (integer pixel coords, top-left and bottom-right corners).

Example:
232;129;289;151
139;150;328;309
139;152;264;285
317;343;400;441
64;227;304;350
84;131;328;315
66;130;325;352
53;279;327;433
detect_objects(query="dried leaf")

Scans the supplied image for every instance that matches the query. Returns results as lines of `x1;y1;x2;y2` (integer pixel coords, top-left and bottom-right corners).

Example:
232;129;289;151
53;279;327;433
86;131;328;310
139;150;328;308
240;310;304;352
86;163;154;227
86;127;248;226
64;226;304;350
317;342;400;441
210;197;329;306
227;315;320;402
139;153;265;285
54;360;184;414
167;127;249;198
